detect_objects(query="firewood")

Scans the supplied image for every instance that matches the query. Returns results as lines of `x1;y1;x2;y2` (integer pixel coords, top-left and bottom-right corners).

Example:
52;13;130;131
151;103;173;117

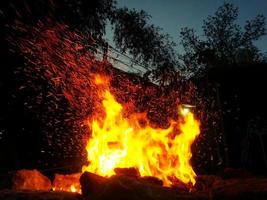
194;175;222;192
80;172;108;197
140;176;163;186
114;167;140;178
79;172;207;200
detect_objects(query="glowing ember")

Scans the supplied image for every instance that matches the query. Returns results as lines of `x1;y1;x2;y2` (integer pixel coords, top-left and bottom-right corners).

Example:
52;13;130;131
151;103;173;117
82;75;200;186
70;185;78;193
52;173;81;193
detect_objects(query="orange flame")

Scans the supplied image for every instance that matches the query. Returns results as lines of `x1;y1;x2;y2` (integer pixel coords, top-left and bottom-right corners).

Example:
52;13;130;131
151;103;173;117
82;75;200;186
52;184;80;193
52;173;81;193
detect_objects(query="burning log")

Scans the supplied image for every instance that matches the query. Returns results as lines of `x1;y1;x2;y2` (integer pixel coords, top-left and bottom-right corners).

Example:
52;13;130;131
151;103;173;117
52;173;81;193
114;167;163;186
194;175;222;192
80;168;164;198
80;171;165;200
80;172;108;197
11;169;51;191
80;172;206;200
140;176;163;186
114;167;140;178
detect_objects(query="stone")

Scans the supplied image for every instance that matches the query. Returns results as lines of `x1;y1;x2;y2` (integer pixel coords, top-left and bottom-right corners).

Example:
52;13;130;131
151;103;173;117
11;169;51;191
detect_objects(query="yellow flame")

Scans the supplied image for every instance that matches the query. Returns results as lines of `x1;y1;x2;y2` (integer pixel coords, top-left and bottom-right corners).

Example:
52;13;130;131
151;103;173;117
82;76;200;186
70;185;77;193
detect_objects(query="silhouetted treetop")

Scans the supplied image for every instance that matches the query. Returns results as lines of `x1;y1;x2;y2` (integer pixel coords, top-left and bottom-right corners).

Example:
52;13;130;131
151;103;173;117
179;2;266;78
111;8;178;84
2;1;266;81
1;0;116;38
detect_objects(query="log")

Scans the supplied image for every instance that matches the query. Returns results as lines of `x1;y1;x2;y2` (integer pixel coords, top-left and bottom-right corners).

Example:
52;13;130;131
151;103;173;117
114;168;163;186
114;167;140;178
80;172;108;197
140;176;163;186
79;172;207;200
194;175;222;192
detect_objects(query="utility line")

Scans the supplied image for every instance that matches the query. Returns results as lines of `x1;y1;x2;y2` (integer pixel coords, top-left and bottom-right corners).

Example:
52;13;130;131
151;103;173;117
84;38;153;72
83;42;148;74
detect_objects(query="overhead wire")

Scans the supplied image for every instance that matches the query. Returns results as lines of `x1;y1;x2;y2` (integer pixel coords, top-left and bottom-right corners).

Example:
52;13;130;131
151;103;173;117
83;38;154;73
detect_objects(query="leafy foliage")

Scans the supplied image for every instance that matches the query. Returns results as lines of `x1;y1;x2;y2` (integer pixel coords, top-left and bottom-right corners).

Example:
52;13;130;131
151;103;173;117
111;8;178;84
53;0;116;38
1;0;116;38
179;3;266;77
2;1;266;81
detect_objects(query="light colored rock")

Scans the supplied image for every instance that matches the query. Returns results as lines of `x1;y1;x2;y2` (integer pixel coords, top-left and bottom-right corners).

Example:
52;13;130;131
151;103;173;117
12;169;51;191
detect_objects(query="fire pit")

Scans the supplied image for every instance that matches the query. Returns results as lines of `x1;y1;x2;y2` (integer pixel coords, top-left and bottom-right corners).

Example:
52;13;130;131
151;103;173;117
80;74;200;188
1;168;267;200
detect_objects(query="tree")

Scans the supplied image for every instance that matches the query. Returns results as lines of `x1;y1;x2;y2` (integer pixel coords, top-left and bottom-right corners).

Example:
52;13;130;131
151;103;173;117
53;0;116;38
179;2;266;77
1;0;179;84
1;0;116;38
111;8;178;85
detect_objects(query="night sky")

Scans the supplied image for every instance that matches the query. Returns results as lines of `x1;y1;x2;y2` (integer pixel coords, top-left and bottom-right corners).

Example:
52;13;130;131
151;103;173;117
110;0;267;54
